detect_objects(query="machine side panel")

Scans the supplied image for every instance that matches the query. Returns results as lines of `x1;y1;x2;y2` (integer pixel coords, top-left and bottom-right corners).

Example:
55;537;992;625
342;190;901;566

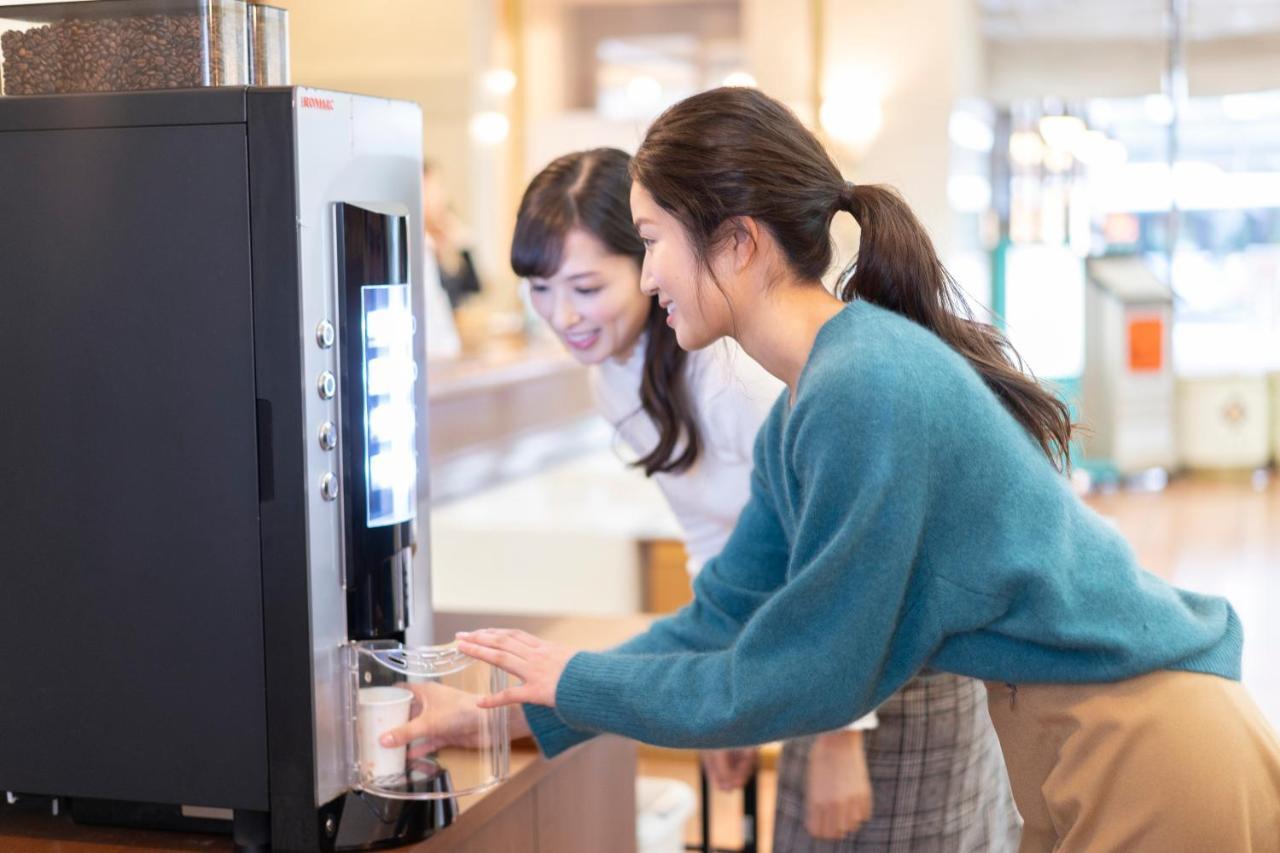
292;88;426;808
0;122;269;809
246;89;329;852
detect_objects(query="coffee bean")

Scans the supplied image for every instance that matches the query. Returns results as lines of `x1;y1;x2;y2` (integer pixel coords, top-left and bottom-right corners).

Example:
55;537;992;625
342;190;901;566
1;6;268;95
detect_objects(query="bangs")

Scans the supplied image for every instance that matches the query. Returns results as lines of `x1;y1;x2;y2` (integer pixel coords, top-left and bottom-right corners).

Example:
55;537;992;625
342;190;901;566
510;194;576;280
512;148;639;279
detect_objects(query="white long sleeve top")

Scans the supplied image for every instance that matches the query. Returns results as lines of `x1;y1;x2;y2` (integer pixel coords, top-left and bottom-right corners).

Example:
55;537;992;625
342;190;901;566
589;335;877;731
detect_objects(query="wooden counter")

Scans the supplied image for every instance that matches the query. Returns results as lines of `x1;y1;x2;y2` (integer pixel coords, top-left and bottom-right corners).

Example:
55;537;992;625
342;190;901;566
0;613;653;853
424;345;602;504
425;345;593;464
426;345;582;403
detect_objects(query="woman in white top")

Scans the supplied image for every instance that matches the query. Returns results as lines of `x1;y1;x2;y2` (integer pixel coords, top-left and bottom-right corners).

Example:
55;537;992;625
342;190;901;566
508;148;1020;851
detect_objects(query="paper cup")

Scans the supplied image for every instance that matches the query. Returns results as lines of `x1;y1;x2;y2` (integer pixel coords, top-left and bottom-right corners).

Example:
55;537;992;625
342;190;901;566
357;686;414;782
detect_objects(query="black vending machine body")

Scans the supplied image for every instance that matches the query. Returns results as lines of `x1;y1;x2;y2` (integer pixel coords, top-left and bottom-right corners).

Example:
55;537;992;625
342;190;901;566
0;87;436;851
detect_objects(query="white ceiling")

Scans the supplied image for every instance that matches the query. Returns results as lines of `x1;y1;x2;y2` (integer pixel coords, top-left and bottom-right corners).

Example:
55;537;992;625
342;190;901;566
982;0;1280;42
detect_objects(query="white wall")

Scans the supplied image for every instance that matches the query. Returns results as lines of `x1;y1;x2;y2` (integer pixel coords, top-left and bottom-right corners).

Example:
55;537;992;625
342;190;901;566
818;0;984;266
278;0;516;292
987;32;1280;102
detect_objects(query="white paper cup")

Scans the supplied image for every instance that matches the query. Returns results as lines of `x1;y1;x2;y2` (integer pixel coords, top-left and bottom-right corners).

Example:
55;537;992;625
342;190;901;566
357;686;414;782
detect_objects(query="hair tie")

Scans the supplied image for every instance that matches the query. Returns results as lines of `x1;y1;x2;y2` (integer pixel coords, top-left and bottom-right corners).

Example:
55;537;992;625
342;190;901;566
839;180;857;210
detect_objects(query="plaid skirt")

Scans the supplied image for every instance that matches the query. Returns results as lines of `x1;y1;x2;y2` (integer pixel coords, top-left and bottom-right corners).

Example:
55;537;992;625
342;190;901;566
773;672;1021;853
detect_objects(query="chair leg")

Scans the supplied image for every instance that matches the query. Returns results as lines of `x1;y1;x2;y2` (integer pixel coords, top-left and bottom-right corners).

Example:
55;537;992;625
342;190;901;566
690;761;760;853
742;768;759;853
699;764;713;853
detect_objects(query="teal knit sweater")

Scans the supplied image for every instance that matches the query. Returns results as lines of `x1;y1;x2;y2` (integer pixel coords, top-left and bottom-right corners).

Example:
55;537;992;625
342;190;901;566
525;300;1242;757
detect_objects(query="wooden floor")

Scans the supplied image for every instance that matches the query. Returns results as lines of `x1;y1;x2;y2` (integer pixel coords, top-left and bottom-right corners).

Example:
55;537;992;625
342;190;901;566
1085;471;1280;728
637;472;1280;852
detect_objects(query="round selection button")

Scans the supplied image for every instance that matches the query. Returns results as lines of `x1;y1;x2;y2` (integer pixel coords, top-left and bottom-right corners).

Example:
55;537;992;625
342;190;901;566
318;421;338;451
316;320;335;349
317;371;336;400
320;472;339;501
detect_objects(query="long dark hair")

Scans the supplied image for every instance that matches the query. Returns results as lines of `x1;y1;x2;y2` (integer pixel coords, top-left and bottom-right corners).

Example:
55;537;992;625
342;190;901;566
631;87;1074;469
511;148;700;475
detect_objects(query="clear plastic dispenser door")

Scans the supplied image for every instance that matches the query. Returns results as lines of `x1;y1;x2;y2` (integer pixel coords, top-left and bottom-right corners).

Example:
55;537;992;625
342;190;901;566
344;640;510;801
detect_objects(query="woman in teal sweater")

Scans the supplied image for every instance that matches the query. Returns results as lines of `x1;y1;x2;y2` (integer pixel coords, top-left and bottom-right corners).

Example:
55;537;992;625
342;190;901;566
509;147;1019;849
455;88;1280;850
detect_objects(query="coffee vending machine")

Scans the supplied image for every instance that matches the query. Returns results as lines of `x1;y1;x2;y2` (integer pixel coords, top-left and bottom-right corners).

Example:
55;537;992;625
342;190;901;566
0;83;469;851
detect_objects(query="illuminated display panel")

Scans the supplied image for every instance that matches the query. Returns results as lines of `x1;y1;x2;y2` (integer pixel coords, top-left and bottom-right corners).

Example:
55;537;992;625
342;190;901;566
360;283;416;527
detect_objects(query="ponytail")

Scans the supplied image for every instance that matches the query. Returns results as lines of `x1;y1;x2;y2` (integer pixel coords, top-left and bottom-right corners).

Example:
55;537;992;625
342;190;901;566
838;183;1074;469
633;87;1074;471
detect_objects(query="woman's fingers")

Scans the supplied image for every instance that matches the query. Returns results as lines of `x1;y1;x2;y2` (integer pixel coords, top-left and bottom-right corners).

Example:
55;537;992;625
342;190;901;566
808;801;863;840
505;629;543;648
456;640;528;680
806;803;829;839
457;628;541;652
820;798;867;840
380;718;425;748
843;802;862;837
476;685;535;709
850;790;871;832
456;630;537;663
455;629;570;709
408;741;442;760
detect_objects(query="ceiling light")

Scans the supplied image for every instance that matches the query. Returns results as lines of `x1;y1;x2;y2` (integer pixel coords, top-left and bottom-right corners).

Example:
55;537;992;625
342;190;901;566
469;111;510;146
949;110;994;152
481;69;517;97
1038;114;1087;153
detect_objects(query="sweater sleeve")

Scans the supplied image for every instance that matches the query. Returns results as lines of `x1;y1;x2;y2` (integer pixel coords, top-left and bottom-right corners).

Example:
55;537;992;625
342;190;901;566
532;375;933;755
614;467;791;656
524;431;792;755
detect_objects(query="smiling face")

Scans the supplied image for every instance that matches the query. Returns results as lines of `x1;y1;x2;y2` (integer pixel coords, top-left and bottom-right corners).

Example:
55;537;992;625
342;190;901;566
526;227;650;365
630;182;734;351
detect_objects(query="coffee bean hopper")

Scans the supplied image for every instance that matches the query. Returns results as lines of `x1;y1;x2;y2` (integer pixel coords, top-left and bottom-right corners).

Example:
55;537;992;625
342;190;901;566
0;2;508;850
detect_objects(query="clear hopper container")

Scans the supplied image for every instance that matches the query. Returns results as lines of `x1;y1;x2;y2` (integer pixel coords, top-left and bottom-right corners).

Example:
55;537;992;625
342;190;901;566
0;0;289;97
346;641;511;801
248;2;287;86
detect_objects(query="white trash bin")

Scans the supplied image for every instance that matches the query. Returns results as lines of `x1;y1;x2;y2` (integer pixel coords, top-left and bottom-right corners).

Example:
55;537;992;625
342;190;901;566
1176;375;1271;471
1270;373;1280;465
637;775;697;853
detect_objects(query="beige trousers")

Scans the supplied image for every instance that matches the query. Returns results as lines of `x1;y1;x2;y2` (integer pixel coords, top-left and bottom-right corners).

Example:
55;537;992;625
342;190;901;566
985;671;1280;852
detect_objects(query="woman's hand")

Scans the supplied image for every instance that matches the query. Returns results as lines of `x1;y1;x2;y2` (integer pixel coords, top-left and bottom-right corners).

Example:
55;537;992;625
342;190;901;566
805;729;873;840
455;628;576;709
702;748;758;791
377;682;531;753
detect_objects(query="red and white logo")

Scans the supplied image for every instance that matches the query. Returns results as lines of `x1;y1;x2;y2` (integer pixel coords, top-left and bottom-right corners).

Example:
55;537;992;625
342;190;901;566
301;95;335;111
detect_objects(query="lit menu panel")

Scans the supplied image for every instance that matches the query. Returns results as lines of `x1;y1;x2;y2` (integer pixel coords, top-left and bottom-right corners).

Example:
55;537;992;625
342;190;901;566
361;284;416;527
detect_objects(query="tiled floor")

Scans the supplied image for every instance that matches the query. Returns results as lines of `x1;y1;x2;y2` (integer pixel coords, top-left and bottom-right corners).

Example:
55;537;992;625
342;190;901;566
638;473;1280;852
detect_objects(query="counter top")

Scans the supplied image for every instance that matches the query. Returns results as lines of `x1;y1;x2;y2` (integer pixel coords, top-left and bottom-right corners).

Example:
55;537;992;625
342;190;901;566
427;344;581;402
428;452;683;615
423;342;598;500
431;451;680;540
